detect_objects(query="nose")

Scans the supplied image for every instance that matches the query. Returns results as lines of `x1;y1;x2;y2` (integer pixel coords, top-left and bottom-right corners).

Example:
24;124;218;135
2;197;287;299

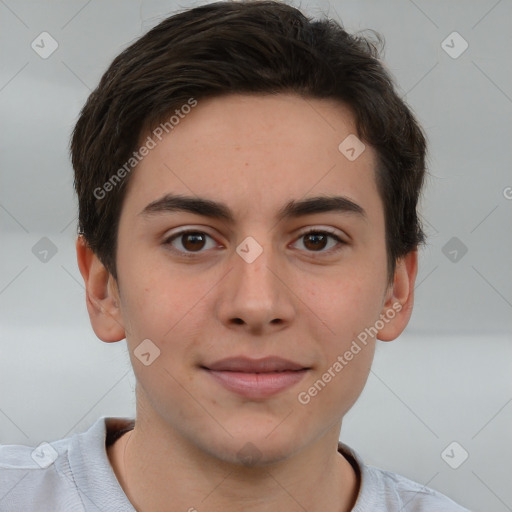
215;239;296;334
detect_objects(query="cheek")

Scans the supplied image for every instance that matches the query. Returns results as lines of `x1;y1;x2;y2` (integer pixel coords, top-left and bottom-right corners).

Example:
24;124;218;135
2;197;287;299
298;277;379;414
302;268;384;340
118;259;213;353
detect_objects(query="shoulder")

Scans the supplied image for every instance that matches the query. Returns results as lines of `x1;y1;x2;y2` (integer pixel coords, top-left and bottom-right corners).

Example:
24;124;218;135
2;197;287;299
365;465;470;511
0;417;135;511
0;417;126;511
338;442;471;512
0;436;83;511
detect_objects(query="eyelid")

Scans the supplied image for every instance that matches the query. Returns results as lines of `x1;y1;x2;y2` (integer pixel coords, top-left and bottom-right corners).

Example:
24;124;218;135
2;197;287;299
295;226;347;241
164;226;218;240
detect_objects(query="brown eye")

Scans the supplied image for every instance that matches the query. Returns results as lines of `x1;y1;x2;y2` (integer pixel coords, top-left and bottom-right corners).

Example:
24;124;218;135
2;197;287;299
303;232;328;251
181;232;206;251
293;230;345;254
165;230;217;255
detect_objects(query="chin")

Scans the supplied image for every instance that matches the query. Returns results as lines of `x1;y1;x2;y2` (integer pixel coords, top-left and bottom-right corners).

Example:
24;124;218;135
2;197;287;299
201;426;305;468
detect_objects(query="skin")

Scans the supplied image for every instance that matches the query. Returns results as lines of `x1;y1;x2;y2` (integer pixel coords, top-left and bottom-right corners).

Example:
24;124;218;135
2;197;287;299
77;93;417;512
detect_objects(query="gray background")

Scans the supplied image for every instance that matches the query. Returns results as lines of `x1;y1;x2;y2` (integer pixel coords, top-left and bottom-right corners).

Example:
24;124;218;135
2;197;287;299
1;0;511;510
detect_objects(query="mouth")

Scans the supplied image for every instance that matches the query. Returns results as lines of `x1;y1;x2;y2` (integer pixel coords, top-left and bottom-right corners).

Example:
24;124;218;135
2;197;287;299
201;356;311;399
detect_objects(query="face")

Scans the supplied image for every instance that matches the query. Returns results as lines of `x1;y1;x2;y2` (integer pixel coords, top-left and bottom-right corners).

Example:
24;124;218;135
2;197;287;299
105;93;406;464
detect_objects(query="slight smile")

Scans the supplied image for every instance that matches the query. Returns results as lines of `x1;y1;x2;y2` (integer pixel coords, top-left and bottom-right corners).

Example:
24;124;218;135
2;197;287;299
201;356;311;399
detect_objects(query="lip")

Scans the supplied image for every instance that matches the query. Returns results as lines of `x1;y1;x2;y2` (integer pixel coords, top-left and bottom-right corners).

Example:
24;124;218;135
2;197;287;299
205;356;307;373
202;357;310;399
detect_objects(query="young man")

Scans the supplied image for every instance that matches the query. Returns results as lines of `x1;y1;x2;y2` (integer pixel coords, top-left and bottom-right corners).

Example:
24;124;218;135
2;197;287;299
0;1;469;510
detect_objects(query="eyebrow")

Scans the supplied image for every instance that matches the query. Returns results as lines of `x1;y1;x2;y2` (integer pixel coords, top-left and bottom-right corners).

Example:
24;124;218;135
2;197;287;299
139;193;367;223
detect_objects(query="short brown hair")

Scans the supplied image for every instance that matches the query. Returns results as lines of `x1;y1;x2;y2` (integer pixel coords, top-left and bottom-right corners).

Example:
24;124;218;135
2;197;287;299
71;0;427;285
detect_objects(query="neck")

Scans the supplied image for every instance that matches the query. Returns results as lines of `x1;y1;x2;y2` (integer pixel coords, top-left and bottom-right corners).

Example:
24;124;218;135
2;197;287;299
108;415;359;512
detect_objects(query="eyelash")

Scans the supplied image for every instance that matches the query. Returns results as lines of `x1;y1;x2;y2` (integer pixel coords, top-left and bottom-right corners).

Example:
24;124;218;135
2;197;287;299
163;228;346;258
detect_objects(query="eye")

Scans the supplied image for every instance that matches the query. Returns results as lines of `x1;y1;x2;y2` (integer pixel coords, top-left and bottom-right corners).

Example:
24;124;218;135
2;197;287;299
292;229;346;254
163;228;346;258
164;230;218;256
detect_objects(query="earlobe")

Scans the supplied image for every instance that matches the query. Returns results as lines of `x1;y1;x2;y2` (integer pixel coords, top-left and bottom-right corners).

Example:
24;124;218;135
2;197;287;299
377;250;418;342
76;235;126;343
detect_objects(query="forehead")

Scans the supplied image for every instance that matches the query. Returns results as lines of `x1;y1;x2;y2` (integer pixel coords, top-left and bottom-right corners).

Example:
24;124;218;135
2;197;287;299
123;93;382;222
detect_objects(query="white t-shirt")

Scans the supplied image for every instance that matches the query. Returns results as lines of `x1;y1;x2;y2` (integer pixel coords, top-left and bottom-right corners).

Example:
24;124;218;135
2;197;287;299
0;416;470;511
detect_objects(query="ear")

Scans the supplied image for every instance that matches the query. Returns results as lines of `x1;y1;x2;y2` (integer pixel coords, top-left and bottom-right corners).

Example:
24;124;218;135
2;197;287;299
76;235;126;342
377;250;418;342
